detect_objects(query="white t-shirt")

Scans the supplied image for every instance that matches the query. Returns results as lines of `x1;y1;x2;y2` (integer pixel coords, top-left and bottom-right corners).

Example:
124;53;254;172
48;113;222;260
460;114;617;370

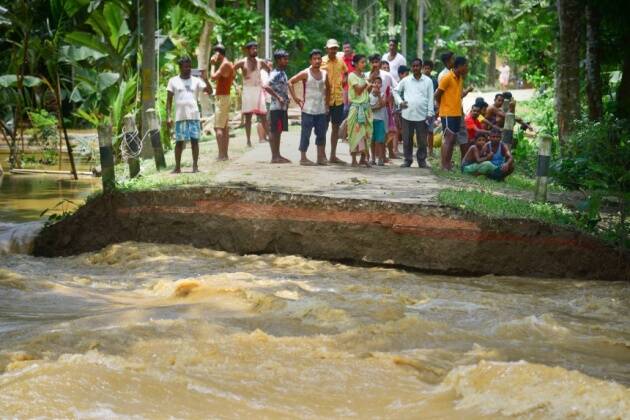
382;52;407;82
370;92;387;121
166;75;206;121
437;68;450;83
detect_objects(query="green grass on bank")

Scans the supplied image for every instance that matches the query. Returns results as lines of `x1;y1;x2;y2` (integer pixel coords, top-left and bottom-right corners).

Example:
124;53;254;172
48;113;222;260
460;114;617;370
437;188;577;227
431;166;546;192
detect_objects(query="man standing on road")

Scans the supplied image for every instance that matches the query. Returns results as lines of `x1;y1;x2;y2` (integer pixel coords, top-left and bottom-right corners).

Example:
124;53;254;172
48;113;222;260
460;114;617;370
435;56;473;170
234;41;271;147
394;58;434;168
321;39;348;164
263;50;291;164
209;44;234;161
166;56;211;173
288;49;330;166
437;51;454;83
383;39;407;82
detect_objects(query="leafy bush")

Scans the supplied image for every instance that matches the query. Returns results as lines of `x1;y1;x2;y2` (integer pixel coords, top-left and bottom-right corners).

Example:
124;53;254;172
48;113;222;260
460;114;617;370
28;109;59;165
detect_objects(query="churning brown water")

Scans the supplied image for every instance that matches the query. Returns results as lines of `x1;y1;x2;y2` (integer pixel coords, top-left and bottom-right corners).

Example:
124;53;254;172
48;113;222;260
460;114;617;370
1;242;629;418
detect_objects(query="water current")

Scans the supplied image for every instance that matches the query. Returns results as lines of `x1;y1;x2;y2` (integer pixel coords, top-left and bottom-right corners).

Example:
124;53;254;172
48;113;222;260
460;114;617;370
0;175;629;418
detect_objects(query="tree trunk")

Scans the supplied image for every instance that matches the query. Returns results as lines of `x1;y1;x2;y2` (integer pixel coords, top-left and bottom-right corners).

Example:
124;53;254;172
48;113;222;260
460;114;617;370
388;0;395;37
486;49;497;87
416;0;423;59
401;0;407;57
617;52;630;119
585;2;603;120
140;0;156;158
555;0;582;147
56;74;78;180
351;0;358;34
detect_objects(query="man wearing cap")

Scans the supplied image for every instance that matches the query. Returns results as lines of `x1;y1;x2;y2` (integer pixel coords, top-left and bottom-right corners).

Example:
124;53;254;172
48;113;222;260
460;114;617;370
234;41;272;147
321;38;348;164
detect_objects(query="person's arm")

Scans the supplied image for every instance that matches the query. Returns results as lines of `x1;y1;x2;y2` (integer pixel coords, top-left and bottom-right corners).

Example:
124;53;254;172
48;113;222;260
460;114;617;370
260;59;272;73
434;74;450;115
288;70;308;108
351;74;371;96
502;144;513;171
426;78;434;117
233;59;246;77
210;61;228;80
462;86;473;98
165;90;174;130
481;143;493;160
393;79;405;108
325;76;331;112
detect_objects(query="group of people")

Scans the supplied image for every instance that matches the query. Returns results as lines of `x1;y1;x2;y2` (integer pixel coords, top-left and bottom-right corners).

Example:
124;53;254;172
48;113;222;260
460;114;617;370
165;39;521;180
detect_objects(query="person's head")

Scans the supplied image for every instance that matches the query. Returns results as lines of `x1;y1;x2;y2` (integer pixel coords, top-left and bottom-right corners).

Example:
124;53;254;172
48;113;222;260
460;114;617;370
342;41;353;57
245;41;258;58
440;51;455;69
273;49;289;69
326;39;340;58
410;58;423;78
489;128;502;144
353;54;367;72
388;39;398;54
380;60;390;72
372;76;382;93
453;56;468;76
470;104;481;119
422;59;434;76
309;49;323;69
475;97;489;114
474;132;488;149
398;65;409;79
178;56;192;77
369;54;382;71
494;93;505;107
502;91;513;101
212;44;226;62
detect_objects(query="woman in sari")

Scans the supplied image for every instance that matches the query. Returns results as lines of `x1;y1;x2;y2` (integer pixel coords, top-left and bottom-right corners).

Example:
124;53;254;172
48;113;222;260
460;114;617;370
346;54;373;167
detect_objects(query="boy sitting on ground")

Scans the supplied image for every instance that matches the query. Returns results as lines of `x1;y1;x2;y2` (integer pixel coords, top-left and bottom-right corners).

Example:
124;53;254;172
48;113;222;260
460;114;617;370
481;128;515;181
461;133;496;176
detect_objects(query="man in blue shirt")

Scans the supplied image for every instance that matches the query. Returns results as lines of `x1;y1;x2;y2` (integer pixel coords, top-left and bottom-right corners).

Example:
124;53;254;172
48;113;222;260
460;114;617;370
393;58;435;168
263;50;291;164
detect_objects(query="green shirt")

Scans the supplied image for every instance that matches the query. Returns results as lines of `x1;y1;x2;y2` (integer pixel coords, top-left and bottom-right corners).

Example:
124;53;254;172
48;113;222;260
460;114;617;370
348;72;368;104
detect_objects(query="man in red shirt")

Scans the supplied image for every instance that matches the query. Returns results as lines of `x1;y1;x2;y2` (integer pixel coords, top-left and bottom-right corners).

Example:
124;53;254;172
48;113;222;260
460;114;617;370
465;104;490;142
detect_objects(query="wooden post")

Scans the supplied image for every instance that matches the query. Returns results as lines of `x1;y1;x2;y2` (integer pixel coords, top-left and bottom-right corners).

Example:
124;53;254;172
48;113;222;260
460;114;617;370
535;134;553;202
123;114;141;178
146;108;166;170
502;112;515;148
97;123;116;193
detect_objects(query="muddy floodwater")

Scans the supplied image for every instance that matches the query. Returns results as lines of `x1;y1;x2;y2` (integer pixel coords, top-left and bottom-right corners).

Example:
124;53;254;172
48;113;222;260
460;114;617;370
1;241;629;418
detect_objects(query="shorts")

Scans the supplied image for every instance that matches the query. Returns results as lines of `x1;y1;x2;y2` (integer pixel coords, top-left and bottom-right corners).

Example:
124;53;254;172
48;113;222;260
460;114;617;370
214;95;230;129
269;110;288;134
175;120;201;142
441;116;461;134
328;104;344;126
372;119;386;143
299;113;328;152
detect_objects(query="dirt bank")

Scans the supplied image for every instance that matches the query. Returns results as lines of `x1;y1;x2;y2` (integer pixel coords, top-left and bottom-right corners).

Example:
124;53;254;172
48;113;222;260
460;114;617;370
33;186;629;280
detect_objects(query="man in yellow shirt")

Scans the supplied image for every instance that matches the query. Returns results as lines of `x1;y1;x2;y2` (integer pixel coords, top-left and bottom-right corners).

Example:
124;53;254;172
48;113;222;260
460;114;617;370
435;56;473;170
321;39;348;164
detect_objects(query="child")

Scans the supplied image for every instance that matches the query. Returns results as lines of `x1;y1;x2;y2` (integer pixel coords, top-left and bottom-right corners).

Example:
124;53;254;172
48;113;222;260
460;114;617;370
390;65;410;159
370;77;387;166
263;50;291;163
461;133;497;176
380;60;391;73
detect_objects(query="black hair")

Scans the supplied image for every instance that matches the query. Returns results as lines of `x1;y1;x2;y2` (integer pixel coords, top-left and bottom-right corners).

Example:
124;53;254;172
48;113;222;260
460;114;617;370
212;44;226;56
440;51;454;65
474;97;488;108
380;60;389;66
369;53;382;62
454;56;468;68
502;91;513;100
494;93;504;100
245;41;258;49
388;38;398;45
475;132;488;140
342;40;351;46
423;59;434;69
410;57;423;66
178;56;192;66
309;49;323;59
273;49;289;60
352;54;365;66
373;76;382;82
490;128;502;137
397;65;409;76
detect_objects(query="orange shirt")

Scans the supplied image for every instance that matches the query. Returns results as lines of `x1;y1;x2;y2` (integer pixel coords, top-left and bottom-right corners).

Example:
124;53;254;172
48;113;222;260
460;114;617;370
215;62;235;96
322;55;348;106
437;70;464;117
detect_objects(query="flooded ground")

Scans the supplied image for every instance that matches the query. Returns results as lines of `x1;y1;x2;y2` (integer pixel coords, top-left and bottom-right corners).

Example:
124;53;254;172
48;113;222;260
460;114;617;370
0;173;98;222
1;242;629;418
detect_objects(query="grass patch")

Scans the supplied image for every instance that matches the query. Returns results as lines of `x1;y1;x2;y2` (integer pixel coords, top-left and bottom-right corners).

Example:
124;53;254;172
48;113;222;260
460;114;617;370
438;188;577;227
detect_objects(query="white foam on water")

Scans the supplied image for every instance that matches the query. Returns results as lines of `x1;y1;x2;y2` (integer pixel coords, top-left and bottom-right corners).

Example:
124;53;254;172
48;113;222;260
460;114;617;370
0;221;43;255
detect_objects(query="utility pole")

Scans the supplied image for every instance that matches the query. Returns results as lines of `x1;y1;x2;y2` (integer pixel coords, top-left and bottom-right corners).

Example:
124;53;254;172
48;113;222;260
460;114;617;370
264;0;270;59
140;0;156;159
